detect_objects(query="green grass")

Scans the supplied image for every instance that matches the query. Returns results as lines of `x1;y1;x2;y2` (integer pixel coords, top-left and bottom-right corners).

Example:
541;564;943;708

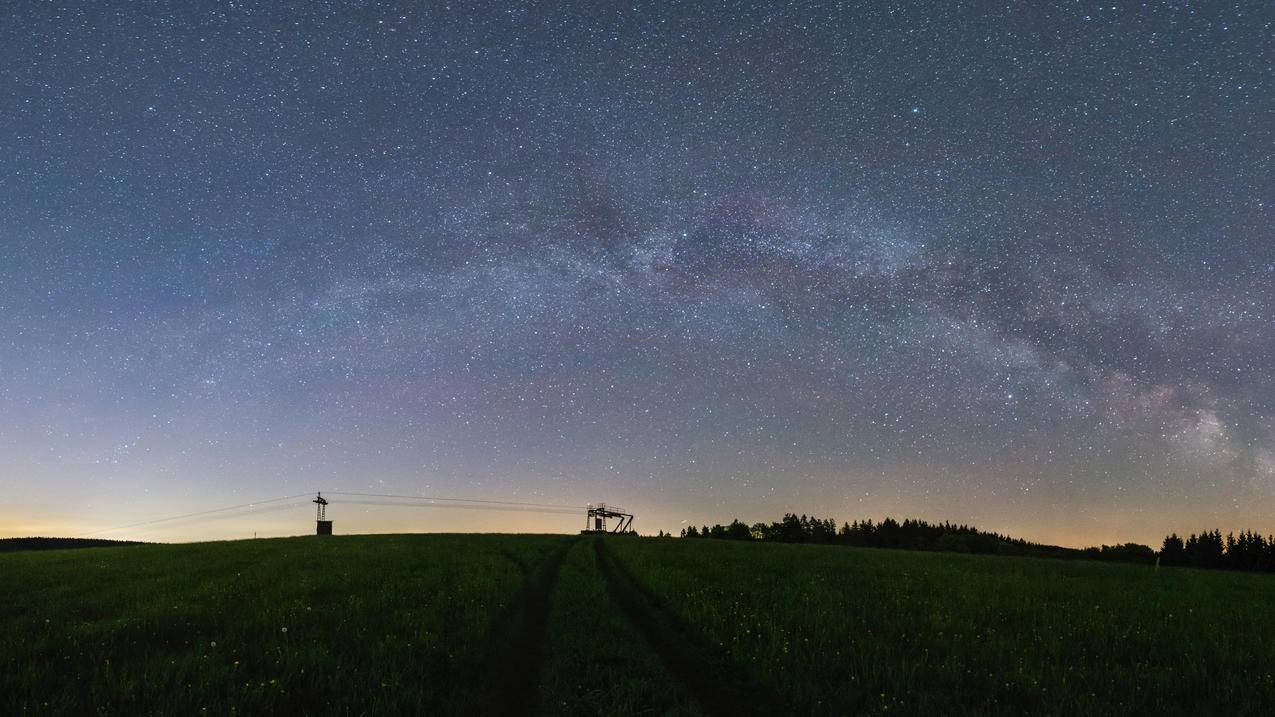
608;537;1275;715
537;539;702;716
0;534;565;715
4;533;1275;715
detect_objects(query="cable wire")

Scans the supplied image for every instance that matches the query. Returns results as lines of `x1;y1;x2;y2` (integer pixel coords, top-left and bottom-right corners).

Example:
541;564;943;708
82;493;313;536
80;491;588;537
336;499;582;515
322;491;586;511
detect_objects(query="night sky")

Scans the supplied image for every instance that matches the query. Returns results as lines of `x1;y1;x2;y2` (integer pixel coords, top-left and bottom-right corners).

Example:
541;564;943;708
1;1;1271;545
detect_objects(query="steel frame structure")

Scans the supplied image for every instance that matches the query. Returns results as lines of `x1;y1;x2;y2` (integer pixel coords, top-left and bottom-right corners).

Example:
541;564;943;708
584;503;634;533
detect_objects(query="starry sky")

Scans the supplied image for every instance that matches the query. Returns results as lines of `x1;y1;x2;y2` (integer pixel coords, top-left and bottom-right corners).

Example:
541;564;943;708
1;1;1271;545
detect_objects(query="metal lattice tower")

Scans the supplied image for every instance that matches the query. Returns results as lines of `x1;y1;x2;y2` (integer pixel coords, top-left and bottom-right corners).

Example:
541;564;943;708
314;492;332;535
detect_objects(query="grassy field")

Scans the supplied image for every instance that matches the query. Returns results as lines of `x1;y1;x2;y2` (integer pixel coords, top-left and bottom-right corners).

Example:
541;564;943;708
0;534;568;714
608;538;1275;715
3;534;1274;715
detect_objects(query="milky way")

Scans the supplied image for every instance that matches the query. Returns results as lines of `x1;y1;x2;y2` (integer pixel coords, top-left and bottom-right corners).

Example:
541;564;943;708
1;1;1271;544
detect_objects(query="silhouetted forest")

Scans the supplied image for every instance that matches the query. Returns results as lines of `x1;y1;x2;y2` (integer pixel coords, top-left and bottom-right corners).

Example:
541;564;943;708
1159;530;1275;573
668;515;1275;573
664;514;1159;565
0;537;144;552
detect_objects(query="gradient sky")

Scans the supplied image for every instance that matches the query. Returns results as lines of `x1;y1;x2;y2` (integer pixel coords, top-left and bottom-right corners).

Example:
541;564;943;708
1;1;1271;546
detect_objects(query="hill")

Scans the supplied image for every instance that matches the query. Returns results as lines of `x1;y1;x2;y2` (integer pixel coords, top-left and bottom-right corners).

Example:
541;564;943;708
3;533;1274;714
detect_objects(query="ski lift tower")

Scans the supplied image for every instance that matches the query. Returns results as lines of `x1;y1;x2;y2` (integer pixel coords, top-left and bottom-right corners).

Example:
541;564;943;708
314;492;332;535
584;503;634;534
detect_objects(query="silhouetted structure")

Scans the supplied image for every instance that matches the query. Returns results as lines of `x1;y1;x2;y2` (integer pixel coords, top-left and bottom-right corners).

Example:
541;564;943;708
314;492;332;535
584;503;633;533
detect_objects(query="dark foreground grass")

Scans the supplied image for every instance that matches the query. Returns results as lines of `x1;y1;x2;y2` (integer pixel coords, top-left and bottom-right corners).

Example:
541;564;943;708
608;537;1275;715
537;539;702;716
4;533;1275;715
0;534;566;715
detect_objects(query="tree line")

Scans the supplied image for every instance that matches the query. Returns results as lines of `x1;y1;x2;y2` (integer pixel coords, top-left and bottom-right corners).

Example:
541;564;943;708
666;514;1275;574
0;537;144;552
657;513;1208;568
1159;530;1275;572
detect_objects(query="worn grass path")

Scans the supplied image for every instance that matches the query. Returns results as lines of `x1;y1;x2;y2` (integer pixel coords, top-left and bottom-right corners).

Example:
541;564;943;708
537;538;705;716
593;537;786;716
472;535;779;716
471;536;578;714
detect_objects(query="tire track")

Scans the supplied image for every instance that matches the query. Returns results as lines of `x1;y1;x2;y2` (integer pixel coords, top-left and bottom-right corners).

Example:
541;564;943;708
472;537;576;714
593;538;786;716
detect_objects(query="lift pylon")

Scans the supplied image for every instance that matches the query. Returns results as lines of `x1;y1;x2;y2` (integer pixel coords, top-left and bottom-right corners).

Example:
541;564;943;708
314;492;332;535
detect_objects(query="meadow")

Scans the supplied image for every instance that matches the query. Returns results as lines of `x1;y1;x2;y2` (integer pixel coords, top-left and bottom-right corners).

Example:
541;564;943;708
1;534;567;714
608;538;1275;715
3;533;1274;715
